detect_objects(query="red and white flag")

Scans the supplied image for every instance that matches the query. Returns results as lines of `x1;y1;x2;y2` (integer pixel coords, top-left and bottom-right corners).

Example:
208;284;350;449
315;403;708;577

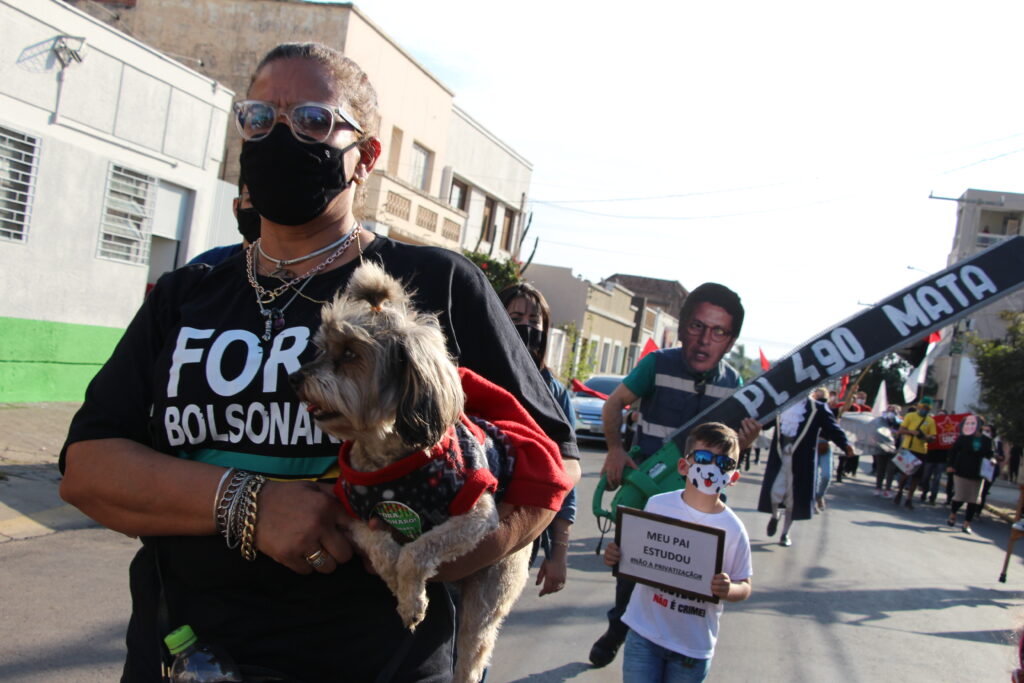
903;330;945;403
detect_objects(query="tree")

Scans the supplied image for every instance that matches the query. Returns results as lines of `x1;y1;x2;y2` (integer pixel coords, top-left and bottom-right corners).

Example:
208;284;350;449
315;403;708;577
726;344;758;384
462;250;522;293
563;322;596;383
969;310;1024;445
856;353;914;406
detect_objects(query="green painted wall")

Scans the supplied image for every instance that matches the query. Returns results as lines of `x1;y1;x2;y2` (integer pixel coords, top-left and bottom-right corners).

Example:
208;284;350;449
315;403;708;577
0;317;125;402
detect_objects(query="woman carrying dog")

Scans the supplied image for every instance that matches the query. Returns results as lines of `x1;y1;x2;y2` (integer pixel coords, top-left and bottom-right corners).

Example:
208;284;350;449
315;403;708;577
499;283;577;597
60;43;578;682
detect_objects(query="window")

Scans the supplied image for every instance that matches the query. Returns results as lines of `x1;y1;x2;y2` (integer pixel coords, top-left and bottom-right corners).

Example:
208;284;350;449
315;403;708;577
0;125;40;242
98;165;156;264
501;208;515;251
600;340;611;373
450;179;468;211
481;197;496;242
409;142;432;192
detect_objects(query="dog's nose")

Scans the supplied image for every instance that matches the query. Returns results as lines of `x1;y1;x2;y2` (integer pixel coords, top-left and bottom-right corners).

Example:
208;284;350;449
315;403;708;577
288;370;304;390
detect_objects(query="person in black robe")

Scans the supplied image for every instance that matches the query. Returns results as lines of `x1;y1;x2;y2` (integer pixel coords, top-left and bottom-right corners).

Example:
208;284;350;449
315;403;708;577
758;394;853;547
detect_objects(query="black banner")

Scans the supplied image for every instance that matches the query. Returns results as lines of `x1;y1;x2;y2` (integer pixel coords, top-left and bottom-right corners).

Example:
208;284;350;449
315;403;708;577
668;235;1024;450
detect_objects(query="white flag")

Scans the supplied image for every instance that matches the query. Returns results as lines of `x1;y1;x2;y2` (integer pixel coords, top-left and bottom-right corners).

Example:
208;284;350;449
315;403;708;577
902;353;930;403
871;381;888;416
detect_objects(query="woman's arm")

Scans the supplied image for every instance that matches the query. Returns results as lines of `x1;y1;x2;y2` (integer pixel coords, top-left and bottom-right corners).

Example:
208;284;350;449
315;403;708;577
432;503;555;582
61;438;355;574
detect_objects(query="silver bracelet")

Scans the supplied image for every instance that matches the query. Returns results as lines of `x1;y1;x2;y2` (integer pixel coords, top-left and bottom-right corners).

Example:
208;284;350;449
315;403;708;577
212;468;235;529
216;470;251;547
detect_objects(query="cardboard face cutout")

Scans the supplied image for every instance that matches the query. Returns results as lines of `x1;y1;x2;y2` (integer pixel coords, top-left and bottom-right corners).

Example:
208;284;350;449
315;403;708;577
961;414;979;436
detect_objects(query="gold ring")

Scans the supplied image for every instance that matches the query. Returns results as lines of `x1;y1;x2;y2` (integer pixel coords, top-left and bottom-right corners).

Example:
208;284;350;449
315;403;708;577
305;549;328;569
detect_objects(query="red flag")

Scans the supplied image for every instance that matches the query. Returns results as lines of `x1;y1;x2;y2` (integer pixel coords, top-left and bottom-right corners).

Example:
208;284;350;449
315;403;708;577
570;378;609;400
838;374;849;399
759;347;770;371
927;331;942;343
639;338;659;360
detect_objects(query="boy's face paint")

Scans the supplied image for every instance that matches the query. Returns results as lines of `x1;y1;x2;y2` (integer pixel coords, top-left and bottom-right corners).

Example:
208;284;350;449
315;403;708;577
689;461;733;495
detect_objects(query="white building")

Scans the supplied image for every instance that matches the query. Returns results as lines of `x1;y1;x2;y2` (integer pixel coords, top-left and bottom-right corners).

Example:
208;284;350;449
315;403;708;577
931;188;1024;412
0;0;233;401
443;105;531;259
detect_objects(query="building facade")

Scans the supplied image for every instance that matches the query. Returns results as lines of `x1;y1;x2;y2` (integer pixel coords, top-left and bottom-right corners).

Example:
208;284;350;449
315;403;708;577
931;188;1024;412
68;0;530;261
0;0;232;401
524;263;637;379
605;273;685;366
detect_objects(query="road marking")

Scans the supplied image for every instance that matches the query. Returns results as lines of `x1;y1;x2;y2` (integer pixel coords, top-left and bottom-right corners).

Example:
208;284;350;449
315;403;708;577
0;503;90;542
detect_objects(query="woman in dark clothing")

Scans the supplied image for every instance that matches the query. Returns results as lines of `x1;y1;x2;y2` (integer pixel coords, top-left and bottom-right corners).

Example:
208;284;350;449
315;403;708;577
499;282;578;597
946;414;994;534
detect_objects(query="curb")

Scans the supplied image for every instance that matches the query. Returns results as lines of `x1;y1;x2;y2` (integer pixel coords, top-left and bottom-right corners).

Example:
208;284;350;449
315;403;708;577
0;503;92;542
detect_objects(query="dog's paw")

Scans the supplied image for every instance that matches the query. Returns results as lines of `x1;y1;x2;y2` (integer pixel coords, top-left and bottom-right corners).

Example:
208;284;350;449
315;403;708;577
397;588;429;631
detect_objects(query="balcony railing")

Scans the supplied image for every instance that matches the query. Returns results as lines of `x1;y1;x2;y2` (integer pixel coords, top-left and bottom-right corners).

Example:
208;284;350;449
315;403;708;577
442;218;461;242
416;206;438;232
385;191;411;221
367;173;466;250
976;233;1011;250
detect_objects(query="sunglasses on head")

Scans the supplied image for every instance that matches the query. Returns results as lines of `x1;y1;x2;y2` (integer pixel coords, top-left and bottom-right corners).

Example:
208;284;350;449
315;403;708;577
690;449;736;472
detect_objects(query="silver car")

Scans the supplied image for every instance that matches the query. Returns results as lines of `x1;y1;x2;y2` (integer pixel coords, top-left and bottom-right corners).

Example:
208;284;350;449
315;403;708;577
571;374;626;442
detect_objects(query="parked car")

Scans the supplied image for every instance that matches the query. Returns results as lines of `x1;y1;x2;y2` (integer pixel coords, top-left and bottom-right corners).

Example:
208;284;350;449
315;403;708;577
571;374;626;442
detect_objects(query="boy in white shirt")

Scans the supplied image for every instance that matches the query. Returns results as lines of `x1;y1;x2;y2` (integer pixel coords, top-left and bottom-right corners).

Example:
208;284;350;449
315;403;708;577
603;422;753;682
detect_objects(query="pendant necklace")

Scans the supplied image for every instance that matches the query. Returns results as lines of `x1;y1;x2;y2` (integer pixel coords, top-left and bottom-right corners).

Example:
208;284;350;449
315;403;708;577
256;275;317;342
246;225;362;305
246;225;362;342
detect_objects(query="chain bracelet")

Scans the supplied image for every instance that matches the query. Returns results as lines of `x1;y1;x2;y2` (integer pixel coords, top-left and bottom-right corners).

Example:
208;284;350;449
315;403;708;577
239;475;267;562
225;476;251;549
212;468;236;533
215;469;247;539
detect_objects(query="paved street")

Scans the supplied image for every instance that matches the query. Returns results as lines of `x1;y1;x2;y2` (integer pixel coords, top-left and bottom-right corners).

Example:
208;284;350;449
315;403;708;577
2;404;1023;681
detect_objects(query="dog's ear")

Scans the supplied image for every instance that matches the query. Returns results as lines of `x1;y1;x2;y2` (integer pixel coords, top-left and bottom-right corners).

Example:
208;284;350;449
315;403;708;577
392;328;463;450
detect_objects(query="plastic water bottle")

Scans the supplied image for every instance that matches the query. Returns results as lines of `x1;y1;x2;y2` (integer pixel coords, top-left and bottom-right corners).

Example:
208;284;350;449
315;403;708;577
163;625;243;682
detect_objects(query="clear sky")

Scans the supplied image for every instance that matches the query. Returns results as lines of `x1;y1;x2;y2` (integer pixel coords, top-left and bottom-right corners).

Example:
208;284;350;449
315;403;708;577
337;0;1024;360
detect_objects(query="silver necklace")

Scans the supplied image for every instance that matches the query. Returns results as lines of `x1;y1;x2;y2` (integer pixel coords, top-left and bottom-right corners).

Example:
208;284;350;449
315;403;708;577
246;225;361;304
255;275;316;342
257;231;351;277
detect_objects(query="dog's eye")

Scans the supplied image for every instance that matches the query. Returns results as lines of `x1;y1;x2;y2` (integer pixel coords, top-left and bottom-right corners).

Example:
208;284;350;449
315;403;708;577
335;348;357;368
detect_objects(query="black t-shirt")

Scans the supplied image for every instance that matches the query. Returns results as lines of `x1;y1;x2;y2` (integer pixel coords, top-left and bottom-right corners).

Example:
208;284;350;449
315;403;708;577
61;235;577;682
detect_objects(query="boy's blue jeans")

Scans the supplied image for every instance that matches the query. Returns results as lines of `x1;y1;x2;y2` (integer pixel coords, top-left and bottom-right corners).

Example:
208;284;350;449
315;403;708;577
622;630;711;683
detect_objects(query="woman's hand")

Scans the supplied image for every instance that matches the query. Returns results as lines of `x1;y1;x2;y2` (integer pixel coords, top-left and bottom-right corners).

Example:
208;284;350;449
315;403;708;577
255;480;354;574
536;556;567;596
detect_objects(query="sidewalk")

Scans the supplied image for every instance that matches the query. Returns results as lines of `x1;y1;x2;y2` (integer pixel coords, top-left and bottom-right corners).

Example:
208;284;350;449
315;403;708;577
0;402;91;541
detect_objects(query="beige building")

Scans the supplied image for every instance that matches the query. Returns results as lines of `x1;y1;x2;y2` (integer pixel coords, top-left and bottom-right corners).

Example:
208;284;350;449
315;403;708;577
931;188;1024;411
68;0;529;259
524;264;637;379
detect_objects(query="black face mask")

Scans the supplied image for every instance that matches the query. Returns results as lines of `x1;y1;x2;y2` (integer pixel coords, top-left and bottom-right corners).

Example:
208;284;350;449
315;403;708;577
239;124;360;226
236;207;261;244
514;324;544;354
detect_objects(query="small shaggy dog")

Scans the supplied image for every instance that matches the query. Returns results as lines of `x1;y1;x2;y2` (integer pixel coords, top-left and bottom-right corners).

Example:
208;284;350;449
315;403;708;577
289;262;535;683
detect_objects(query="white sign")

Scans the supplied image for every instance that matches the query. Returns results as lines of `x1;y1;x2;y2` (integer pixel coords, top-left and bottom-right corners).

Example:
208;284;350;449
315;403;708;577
615;506;725;603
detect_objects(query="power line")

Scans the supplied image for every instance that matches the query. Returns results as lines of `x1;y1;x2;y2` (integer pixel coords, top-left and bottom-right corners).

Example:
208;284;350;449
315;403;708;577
532;180;790;204
530;194;850;221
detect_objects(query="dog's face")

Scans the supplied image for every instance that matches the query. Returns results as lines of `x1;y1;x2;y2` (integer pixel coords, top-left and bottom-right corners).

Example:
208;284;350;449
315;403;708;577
289;263;464;458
